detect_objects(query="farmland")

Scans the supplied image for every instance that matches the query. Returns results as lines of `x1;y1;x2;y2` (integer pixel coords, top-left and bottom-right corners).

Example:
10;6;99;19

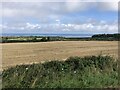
1;41;119;88
2;41;118;70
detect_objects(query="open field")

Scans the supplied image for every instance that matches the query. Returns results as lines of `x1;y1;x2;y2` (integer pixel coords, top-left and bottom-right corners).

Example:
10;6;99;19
2;41;118;70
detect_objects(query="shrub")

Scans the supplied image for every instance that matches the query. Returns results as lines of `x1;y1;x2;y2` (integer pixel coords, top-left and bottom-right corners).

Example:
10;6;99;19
2;55;118;88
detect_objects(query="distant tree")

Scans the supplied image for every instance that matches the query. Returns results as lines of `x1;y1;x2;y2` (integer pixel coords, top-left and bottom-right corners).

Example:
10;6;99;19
2;37;8;43
32;37;37;41
92;33;120;41
47;37;50;41
41;37;47;41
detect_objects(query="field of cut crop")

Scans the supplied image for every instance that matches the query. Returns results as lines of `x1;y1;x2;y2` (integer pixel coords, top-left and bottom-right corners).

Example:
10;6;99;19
2;41;118;70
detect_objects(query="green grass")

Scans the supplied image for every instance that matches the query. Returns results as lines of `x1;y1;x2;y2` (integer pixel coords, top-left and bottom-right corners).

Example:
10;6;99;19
2;55;119;88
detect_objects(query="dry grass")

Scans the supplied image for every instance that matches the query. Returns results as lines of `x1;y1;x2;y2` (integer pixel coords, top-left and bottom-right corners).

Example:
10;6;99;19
1;41;118;70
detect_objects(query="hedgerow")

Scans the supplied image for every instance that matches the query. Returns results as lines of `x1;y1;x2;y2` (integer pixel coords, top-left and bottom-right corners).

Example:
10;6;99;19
2;55;119;88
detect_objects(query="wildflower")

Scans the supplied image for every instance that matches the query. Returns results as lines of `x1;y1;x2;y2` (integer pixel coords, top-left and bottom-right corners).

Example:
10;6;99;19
16;73;18;76
26;68;28;70
74;71;76;74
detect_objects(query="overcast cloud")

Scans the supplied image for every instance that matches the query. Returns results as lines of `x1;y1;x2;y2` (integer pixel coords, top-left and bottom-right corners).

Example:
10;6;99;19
1;0;118;34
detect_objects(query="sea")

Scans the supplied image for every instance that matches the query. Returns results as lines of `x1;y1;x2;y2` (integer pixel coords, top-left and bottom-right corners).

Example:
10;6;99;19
1;33;93;38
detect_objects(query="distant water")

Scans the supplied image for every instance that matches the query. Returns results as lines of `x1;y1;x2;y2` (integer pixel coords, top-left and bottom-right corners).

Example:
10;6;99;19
1;33;93;38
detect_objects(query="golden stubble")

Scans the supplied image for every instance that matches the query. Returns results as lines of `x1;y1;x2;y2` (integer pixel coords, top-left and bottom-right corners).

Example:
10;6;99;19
2;41;118;70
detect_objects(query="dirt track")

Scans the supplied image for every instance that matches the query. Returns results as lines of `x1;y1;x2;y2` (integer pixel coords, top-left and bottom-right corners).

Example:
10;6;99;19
2;41;118;69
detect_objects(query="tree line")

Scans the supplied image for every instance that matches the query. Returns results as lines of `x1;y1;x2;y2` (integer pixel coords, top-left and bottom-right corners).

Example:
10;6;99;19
1;33;120;43
92;33;120;40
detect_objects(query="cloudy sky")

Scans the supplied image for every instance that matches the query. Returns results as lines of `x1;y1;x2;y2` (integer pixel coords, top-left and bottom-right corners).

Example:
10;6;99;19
1;0;119;34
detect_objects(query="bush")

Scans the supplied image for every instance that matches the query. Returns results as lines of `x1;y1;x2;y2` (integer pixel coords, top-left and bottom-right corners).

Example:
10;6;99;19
2;55;119;88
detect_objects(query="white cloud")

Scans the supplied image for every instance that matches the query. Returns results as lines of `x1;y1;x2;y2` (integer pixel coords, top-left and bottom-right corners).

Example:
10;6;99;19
59;20;117;33
100;20;106;25
1;2;118;19
3;19;118;34
98;2;118;11
56;19;60;22
26;23;41;30
1;1;118;34
0;24;8;29
1;0;119;2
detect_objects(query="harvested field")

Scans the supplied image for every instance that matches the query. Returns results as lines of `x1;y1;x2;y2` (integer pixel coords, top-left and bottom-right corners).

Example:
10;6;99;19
1;41;118;70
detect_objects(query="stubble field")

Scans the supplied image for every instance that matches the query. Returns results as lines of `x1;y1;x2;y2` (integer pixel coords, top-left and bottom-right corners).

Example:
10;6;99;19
2;41;118;70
